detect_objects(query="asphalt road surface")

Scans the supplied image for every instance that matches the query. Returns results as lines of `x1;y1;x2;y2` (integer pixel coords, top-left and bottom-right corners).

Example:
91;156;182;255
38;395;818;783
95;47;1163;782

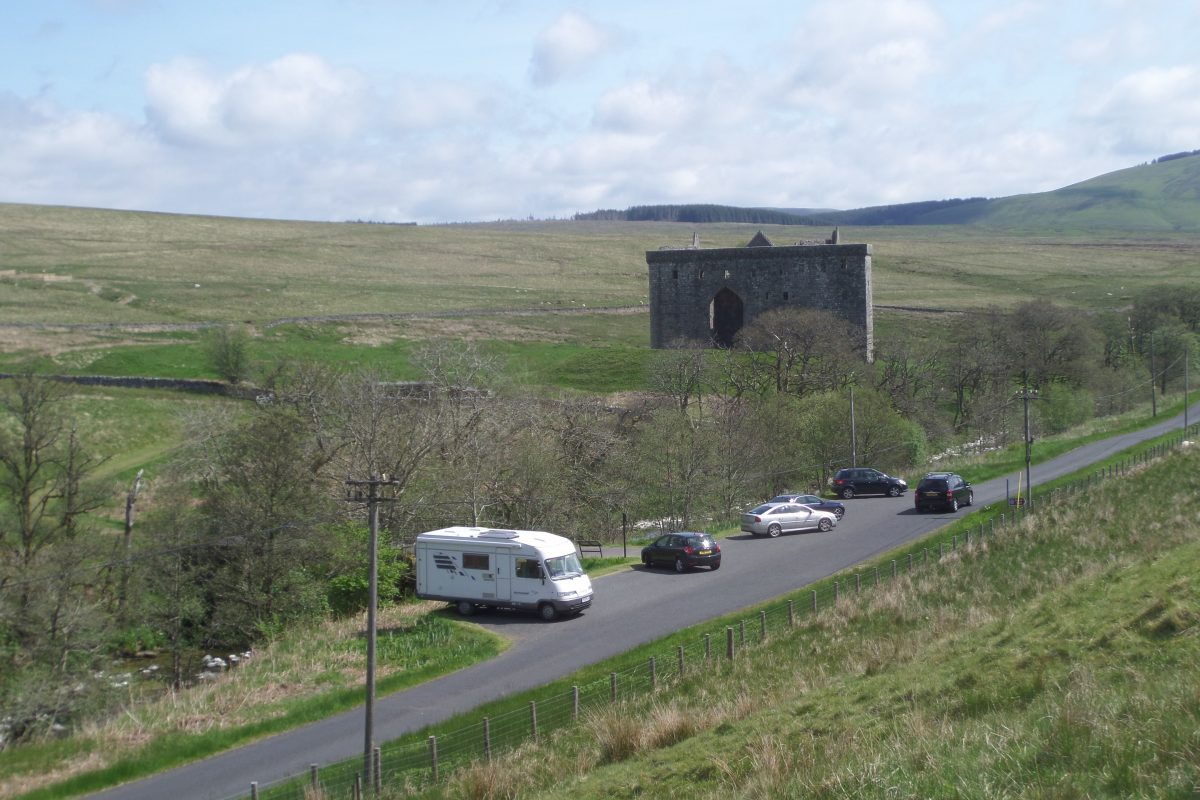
90;402;1199;800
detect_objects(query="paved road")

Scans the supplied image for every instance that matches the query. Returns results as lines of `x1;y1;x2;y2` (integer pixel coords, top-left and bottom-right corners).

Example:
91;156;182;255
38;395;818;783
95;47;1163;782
91;402;1199;800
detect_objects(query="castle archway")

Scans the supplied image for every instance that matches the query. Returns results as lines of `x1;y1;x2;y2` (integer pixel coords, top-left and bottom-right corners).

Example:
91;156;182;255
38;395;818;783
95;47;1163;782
709;288;743;347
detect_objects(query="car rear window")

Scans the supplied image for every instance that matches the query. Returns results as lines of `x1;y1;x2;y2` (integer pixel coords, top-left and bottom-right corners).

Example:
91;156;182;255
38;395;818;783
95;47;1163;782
749;504;773;514
691;536;715;548
920;479;948;490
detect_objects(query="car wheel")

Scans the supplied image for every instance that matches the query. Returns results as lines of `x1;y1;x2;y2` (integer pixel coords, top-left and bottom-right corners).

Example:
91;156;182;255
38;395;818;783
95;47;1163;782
710;561;721;570
674;557;686;573
888;485;901;497
840;487;855;499
965;492;973;507
818;517;833;532
950;498;959;512
456;600;475;617
641;554;651;567
834;507;844;519
538;603;559;621
767;523;783;538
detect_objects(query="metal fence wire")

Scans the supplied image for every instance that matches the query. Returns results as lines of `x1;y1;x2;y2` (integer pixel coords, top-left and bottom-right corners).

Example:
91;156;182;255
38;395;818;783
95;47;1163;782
237;426;1197;799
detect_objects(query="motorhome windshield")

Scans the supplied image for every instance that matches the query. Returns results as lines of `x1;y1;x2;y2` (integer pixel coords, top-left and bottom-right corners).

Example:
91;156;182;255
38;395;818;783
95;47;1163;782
544;553;583;580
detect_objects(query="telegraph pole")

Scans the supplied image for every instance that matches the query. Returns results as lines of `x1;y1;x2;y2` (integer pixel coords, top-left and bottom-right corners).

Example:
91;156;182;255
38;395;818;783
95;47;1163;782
1185;339;1191;432
1016;380;1037;508
849;382;857;468
1149;331;1158;417
344;473;399;789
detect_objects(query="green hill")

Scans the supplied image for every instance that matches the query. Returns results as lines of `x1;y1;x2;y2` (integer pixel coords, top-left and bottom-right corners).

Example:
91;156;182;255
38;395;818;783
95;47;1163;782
576;151;1200;232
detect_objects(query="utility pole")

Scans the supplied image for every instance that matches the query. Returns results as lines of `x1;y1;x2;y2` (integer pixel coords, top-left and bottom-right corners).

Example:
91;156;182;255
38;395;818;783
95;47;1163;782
344;473;399;790
1149;331;1157;417
1016;380;1037;508
118;469;144;621
1186;338;1191;432
849;382;857;468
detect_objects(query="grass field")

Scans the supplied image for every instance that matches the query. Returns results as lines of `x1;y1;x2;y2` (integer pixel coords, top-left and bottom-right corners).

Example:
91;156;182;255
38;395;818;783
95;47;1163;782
3;203;1199;332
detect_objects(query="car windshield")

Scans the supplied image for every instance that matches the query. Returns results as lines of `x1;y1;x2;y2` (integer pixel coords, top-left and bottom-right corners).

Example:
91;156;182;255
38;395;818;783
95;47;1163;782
544;553;583;580
769;495;794;503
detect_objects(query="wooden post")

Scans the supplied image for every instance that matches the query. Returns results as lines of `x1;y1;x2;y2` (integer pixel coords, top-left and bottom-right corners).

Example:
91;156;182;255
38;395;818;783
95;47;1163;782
353;775;361;800
704;633;712;660
373;746;381;795
610;672;617;702
811;589;818;613
855;573;861;592
907;553;913;572
891;559;897;579
309;763;318;792
739;619;746;646
677;645;685;676
483;717;491;761
874;566;879;585
530;700;538;741
787;599;795;627
249;782;258;800
649;657;656;690
572;686;580;720
726;626;734;660
759;610;766;642
429;735;439;782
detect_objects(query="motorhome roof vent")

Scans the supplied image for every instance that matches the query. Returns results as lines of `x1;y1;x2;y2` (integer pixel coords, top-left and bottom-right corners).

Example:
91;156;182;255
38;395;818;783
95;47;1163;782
480;529;520;539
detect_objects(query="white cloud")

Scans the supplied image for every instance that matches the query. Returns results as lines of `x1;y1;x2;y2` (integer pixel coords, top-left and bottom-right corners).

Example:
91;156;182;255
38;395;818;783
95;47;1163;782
145;54;368;147
1081;65;1200;153
529;11;616;87
592;81;691;134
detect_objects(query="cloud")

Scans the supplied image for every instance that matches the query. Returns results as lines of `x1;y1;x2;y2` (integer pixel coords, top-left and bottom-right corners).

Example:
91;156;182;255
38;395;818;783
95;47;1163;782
145;53;368;147
1081;65;1200;153
529;11;616;87
592;81;691;134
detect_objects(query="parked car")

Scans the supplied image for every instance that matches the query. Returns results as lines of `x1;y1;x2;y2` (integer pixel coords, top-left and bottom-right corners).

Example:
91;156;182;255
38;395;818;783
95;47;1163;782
741;502;838;537
831;468;907;499
641;532;721;572
914;472;974;512
769;493;846;519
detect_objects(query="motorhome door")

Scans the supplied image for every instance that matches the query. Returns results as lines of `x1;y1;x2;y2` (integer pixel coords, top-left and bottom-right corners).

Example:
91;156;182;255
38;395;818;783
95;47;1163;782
493;553;511;601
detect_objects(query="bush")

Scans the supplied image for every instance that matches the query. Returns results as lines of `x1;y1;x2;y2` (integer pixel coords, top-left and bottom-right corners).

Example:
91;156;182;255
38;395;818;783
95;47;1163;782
203;325;251;383
1039;383;1094;435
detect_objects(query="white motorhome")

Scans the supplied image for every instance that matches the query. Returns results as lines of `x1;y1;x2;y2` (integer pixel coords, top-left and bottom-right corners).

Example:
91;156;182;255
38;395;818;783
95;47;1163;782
415;527;593;620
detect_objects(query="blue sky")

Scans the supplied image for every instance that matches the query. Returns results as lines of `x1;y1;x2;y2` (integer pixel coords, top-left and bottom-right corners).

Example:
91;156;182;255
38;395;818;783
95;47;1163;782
2;0;1199;223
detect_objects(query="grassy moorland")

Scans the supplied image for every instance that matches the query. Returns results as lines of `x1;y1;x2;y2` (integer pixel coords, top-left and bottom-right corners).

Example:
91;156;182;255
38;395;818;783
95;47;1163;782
3;202;1199;333
390;442;1200;800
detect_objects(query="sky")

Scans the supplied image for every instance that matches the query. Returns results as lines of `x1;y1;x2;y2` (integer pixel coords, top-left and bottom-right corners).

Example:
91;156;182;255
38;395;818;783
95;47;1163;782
2;0;1199;224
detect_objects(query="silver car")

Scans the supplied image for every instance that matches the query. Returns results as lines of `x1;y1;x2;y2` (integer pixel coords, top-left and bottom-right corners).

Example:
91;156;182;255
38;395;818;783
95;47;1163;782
741;502;838;537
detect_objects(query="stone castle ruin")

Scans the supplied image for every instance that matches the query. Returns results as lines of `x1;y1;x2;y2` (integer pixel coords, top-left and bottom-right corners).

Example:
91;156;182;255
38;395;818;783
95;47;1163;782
646;229;873;359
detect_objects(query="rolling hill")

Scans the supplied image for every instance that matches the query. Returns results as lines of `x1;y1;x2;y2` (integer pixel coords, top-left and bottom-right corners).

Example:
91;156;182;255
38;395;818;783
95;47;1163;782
578;151;1200;232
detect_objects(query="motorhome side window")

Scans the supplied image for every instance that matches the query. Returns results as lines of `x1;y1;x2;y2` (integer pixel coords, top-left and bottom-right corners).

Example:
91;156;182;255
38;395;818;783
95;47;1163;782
515;558;541;579
462;553;489;570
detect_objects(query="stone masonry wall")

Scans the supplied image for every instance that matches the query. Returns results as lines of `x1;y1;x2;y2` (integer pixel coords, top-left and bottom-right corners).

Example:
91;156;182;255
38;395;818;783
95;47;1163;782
646;242;873;358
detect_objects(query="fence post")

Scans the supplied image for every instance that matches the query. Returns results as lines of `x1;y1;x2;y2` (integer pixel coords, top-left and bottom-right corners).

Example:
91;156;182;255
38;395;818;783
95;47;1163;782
891;559;897;579
952;534;957;550
788;599;795;627
429;735;438;782
739;619;746;646
907;552;913;572
309;764;318;792
610;672;617;703
811;589;818;613
923;548;929;565
874;566;880;585
726;626;735;660
572;686;580;720
530;700;538;741
249;783;258;800
354;775;361;800
483;717;492;760
855;573;861;593
760;610;767;642
834;580;840;605
373;746;381;795
649;657;656;690
704;633;712;661
678;644;685;676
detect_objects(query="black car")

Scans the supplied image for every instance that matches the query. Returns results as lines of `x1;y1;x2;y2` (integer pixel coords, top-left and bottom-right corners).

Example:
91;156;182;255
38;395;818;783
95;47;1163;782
769;493;846;519
914;472;973;512
641;532;721;572
831;468;908;499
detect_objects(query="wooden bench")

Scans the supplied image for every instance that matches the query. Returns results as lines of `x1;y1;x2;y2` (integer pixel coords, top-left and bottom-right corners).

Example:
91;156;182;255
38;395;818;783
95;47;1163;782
577;539;604;557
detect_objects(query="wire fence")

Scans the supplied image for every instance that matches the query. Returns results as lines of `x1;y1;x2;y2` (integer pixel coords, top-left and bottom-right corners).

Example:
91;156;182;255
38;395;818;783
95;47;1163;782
232;424;1199;800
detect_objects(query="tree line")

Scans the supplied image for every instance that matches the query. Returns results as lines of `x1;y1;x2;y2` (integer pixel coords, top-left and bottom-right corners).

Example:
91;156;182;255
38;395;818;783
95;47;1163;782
1;287;1197;744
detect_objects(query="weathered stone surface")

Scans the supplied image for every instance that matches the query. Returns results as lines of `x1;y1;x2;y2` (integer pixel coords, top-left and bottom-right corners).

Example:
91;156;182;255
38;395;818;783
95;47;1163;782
646;238;872;358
